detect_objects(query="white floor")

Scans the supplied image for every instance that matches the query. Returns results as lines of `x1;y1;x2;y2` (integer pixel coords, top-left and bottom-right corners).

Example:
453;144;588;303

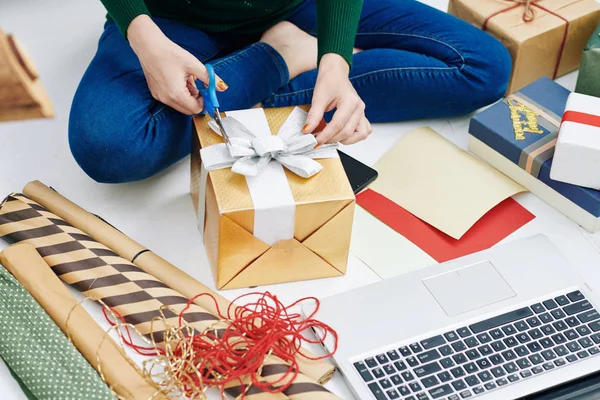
2;1;600;399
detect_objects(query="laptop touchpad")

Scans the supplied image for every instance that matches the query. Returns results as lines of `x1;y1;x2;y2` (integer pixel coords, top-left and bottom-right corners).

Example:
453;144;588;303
423;261;516;317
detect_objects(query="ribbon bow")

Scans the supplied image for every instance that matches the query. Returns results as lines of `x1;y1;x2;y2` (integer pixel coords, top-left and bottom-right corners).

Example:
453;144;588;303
509;0;537;22
482;0;539;29
200;108;338;178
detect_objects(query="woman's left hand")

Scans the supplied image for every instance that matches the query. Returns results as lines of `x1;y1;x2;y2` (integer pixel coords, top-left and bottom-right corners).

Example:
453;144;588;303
303;53;372;145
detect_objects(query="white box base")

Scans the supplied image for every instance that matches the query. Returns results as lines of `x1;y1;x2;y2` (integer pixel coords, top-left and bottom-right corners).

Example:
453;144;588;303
469;136;600;233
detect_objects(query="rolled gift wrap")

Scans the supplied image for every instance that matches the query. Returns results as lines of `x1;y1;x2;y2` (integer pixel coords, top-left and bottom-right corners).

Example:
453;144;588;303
22;180;230;317
0;244;155;400
550;92;600;190
0;193;231;344
21;180;336;385
260;356;341;400
223;377;289;400
0;195;297;400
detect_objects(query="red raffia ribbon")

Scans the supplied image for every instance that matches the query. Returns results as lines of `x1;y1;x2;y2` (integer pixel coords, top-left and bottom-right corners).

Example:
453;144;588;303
103;291;338;399
482;0;569;79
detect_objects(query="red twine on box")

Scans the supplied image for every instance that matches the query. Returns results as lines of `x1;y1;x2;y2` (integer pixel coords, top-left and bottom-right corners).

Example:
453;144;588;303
103;291;337;399
481;0;569;79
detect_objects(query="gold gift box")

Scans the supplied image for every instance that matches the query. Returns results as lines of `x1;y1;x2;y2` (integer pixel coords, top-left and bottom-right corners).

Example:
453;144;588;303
448;0;600;94
191;106;355;290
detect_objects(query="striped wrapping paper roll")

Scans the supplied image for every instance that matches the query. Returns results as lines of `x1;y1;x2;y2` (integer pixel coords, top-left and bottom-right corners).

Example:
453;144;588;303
0;194;339;400
0;193;226;344
221;355;342;400
0;260;115;400
22;180;335;386
259;356;340;400
0;243;157;400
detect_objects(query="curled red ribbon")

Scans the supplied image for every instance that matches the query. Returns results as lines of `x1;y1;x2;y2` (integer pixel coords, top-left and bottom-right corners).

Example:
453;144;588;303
482;0;569;79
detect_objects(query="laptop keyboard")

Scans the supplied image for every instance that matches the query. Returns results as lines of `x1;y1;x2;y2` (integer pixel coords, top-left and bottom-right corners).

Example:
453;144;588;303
354;290;600;400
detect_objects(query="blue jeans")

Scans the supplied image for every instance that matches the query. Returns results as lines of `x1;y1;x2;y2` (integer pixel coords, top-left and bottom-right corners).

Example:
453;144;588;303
69;0;511;183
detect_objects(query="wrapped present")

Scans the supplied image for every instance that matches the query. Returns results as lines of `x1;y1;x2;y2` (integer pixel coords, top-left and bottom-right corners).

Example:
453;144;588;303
575;24;600;97
448;0;600;94
468;77;600;232
551;93;600;189
191;106;355;290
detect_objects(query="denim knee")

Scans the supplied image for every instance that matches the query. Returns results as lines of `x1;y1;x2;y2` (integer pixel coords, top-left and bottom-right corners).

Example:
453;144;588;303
465;34;512;108
68;91;154;184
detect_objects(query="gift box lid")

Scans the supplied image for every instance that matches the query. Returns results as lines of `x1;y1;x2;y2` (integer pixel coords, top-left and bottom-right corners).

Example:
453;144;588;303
469;77;600;217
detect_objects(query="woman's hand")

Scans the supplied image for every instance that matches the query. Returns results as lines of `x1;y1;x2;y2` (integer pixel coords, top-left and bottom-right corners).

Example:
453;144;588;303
127;15;227;115
303;54;371;145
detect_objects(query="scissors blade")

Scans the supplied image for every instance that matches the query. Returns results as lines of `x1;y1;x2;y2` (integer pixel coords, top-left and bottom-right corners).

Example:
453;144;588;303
213;110;231;145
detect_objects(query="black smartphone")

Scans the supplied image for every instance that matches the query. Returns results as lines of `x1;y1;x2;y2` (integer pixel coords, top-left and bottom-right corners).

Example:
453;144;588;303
338;150;378;194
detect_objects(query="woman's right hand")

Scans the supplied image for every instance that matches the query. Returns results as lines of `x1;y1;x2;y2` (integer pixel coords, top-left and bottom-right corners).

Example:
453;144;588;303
127;15;227;115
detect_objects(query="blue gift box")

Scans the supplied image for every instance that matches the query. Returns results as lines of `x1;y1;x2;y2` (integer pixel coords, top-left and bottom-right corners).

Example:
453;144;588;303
468;77;600;232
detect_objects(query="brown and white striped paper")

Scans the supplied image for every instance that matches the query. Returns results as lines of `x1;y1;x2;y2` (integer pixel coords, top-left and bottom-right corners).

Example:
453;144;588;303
0;193;227;344
259;356;341;400
0;243;158;400
22;180;336;386
0;193;339;399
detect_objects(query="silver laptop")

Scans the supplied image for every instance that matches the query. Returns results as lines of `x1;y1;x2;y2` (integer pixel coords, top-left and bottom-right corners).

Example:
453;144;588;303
311;235;600;400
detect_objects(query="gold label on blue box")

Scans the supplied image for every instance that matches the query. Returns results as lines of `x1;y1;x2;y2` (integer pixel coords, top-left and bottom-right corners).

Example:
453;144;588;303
508;98;544;140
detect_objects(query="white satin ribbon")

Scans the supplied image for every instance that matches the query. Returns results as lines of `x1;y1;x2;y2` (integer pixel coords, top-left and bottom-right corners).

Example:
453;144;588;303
197;107;339;246
201;107;338;178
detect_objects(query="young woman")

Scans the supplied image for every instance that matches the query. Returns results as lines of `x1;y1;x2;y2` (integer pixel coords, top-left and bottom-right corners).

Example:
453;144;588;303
69;0;511;184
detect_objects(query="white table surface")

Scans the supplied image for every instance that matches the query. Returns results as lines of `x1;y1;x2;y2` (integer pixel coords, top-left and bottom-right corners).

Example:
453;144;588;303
2;1;600;399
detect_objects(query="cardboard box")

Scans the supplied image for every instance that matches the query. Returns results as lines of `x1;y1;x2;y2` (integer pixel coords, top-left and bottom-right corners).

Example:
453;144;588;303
575;24;600;98
551;92;600;190
191;106;355;290
468;77;600;232
448;0;600;94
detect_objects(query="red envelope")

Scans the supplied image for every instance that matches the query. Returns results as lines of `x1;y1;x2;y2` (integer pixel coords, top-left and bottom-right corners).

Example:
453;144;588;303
356;189;535;263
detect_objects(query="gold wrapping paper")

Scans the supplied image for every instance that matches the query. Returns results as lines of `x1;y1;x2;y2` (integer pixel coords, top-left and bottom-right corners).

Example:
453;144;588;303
191;106;355;290
0;194;286;400
448;0;600;94
222;355;342;400
259;357;341;400
16;182;336;385
0;193;229;343
0;243;157;400
22;180;230;318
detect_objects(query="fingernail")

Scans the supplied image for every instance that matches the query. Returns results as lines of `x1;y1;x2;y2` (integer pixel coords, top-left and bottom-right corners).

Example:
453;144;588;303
302;123;310;133
217;80;228;90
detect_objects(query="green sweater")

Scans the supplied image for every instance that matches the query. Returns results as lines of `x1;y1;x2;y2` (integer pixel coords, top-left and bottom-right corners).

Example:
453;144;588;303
101;0;363;67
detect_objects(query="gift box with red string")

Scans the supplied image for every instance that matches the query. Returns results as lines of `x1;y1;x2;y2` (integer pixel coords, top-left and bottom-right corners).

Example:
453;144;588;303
448;0;600;94
550;92;600;190
469;77;600;232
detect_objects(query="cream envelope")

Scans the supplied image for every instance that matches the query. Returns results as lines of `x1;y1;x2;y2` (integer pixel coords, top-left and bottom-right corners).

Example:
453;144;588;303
191;107;355;290
371;127;525;239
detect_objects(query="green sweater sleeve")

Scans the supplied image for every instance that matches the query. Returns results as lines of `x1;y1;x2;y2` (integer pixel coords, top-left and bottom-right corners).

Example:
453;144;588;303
100;0;151;38
316;0;363;68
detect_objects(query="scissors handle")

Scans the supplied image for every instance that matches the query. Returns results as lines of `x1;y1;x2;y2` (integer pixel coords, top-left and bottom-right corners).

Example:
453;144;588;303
198;64;220;117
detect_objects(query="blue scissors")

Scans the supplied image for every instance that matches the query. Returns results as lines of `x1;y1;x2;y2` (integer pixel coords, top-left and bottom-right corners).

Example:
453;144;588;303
198;64;230;144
